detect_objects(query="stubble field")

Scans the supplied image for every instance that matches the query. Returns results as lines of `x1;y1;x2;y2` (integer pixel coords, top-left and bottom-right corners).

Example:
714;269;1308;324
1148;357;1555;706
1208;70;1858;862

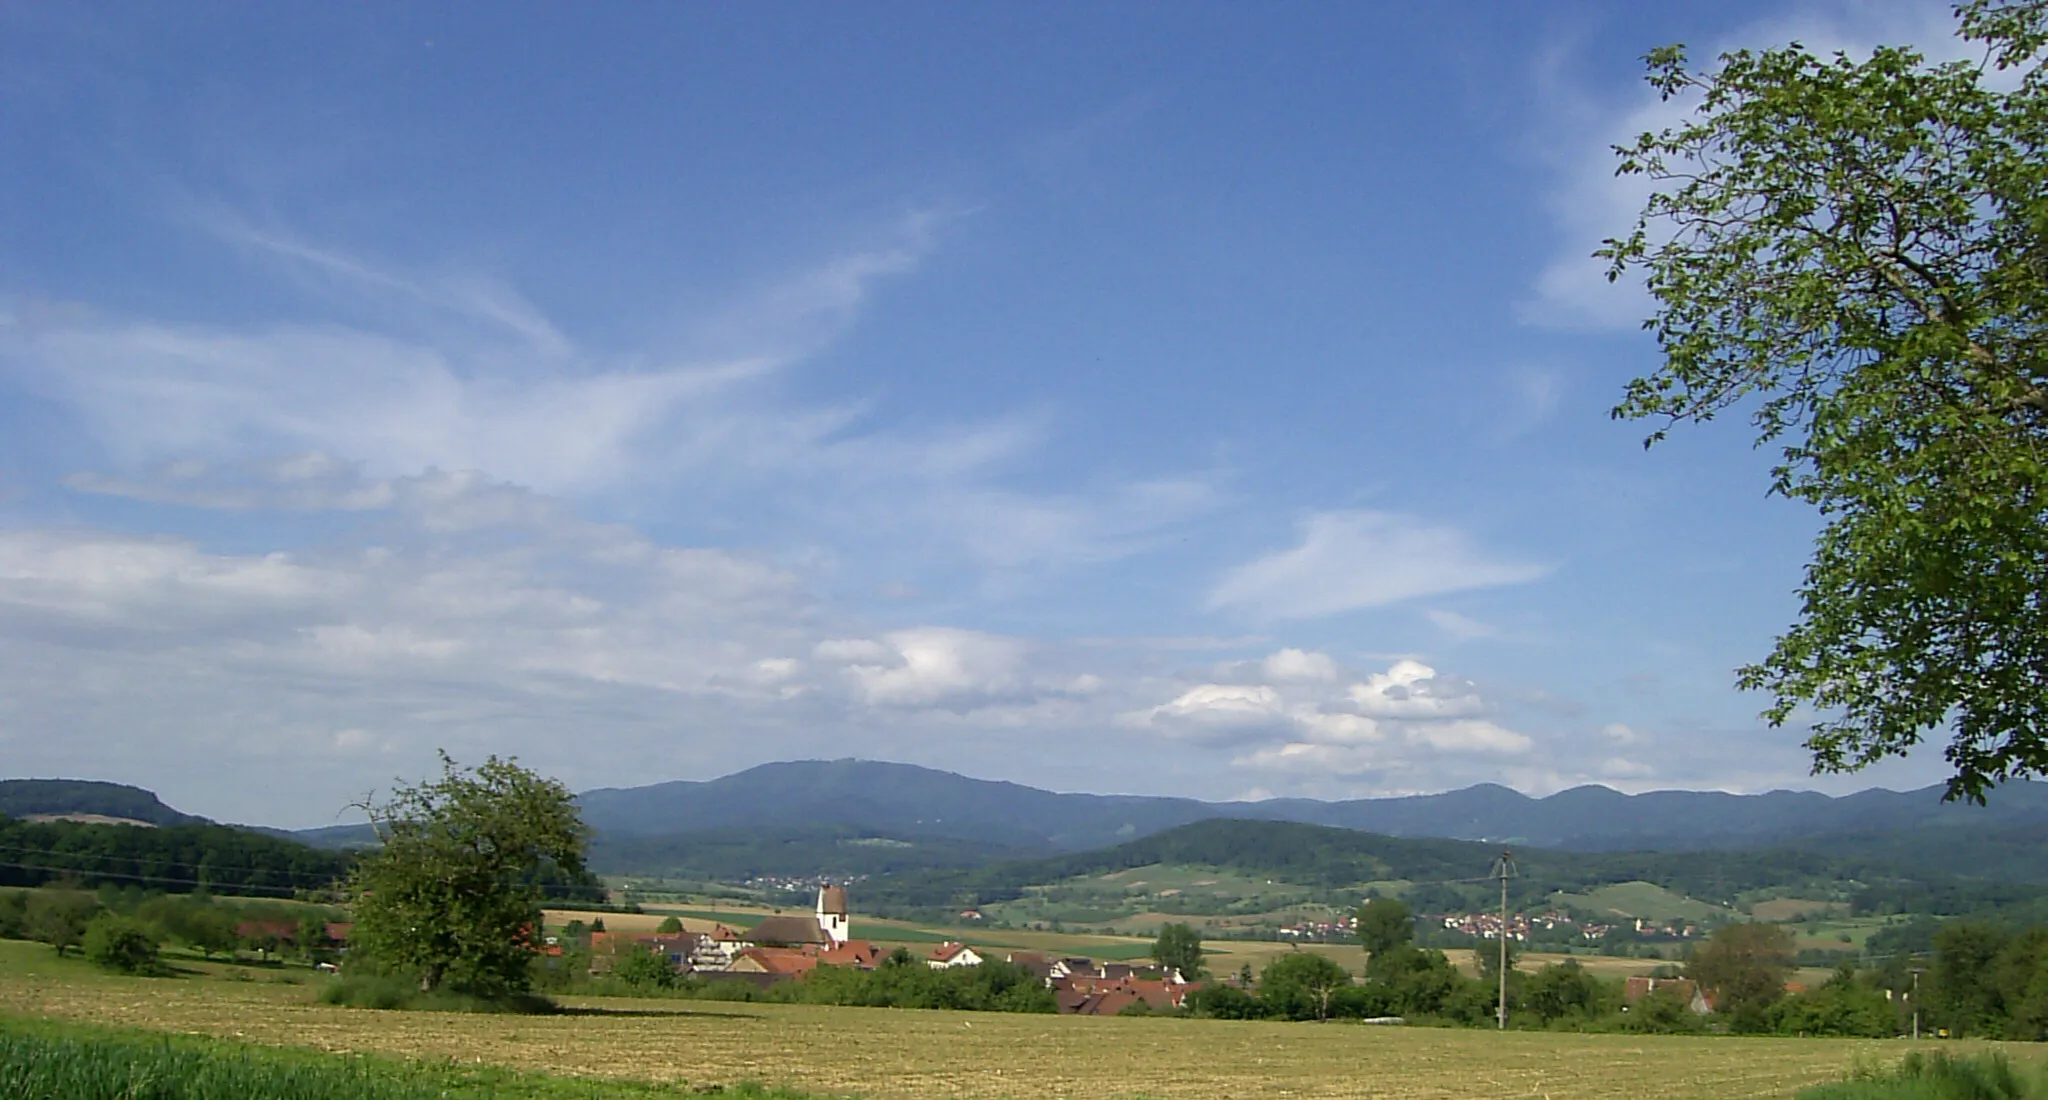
2;942;2021;1100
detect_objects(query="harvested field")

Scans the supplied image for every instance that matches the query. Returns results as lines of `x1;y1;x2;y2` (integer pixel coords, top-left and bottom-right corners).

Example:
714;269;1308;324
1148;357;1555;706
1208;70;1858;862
1;943;2031;1099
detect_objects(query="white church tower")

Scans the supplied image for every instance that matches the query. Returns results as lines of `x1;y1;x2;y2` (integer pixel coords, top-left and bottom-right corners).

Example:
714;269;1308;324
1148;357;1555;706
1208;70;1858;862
817;885;850;945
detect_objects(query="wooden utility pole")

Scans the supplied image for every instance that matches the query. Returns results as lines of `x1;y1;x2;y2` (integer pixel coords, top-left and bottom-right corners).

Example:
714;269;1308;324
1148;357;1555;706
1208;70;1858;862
1490;850;1517;1030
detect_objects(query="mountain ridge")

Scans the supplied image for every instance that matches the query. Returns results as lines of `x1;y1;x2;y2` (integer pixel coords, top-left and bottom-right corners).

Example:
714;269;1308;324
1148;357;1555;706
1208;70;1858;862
572;758;2048;856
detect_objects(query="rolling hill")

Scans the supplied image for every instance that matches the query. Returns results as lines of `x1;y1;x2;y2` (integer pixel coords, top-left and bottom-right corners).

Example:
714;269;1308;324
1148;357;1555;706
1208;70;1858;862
0;779;210;828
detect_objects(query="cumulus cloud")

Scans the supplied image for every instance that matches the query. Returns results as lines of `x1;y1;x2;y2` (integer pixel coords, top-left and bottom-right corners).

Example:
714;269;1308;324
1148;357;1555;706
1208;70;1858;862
0;484;1155;821
1122;650;1534;785
1349;659;1485;719
823;627;1031;709
1208;511;1546;620
1262;648;1339;682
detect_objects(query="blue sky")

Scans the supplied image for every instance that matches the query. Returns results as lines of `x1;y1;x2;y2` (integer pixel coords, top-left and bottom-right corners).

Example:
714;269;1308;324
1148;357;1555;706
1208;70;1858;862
0;1;1973;826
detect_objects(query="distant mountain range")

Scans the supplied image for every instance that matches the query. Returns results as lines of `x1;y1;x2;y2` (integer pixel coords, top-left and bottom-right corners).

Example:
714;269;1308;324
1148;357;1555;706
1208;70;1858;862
10;760;2048;883
573;758;2048;857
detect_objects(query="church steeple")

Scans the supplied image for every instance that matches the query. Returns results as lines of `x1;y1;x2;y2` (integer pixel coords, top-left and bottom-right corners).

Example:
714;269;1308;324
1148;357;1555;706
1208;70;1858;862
817;885;850;945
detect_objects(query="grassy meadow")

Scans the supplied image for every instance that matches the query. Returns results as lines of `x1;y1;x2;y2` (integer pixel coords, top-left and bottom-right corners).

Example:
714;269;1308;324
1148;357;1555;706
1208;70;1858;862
2;939;2035;1099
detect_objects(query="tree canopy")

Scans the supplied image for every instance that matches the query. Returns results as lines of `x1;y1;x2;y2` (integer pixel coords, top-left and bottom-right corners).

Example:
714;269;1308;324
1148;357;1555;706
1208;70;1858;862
1357;897;1415;960
1151;921;1205;979
346;753;592;997
1602;0;2048;801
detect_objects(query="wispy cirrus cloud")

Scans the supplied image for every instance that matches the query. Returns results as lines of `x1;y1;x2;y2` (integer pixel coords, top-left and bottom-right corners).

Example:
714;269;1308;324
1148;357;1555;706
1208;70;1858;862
3;210;1218;578
1207;510;1547;621
1519;1;1986;330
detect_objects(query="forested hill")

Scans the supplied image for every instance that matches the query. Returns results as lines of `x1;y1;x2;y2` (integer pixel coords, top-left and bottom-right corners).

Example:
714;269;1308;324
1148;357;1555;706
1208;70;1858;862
850;818;2046;919
571;759;2048;855
0;779;208;827
0;815;353;898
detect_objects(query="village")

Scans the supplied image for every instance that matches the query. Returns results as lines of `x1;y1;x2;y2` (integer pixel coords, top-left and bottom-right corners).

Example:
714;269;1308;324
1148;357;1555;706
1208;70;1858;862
574;887;1199;1015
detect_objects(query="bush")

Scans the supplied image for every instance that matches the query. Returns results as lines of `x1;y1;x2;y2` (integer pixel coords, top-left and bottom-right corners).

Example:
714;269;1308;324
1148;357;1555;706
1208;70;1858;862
1184;983;1266;1019
316;975;556;1015
1796;1051;2037;1100
81;915;160;974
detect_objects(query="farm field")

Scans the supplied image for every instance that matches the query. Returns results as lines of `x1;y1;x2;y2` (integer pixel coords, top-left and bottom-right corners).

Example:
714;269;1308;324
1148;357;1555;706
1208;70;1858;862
1550;881;1736;924
0;940;2033;1100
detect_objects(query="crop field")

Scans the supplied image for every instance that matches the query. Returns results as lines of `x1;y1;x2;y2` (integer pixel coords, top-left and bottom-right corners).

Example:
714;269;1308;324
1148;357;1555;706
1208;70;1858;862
1550;881;1737;924
2;941;2035;1100
1750;899;1849;922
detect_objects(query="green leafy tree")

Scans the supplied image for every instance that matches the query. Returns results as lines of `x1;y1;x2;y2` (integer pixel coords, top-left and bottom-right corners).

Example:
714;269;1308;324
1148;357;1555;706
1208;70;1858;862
610;943;678;991
655;915;684;934
1259;952;1352;1021
1688;922;1796;1024
1475;935;1521;988
1600;0;2048;801
1523;959;1609;1024
298;914;335;961
25;888;101;957
1151;922;1205;979
347;753;591;997
1931;920;2011;1036
0;890;29;939
1357;897;1414;971
82;914;160;974
187;906;240;960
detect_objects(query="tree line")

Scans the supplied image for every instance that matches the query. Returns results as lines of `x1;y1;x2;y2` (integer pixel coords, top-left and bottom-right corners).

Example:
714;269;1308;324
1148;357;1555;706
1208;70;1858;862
0;815;354;898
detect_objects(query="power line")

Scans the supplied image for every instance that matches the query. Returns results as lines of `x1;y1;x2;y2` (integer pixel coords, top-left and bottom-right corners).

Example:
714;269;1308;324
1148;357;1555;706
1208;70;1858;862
0;841;350;886
0;860;307;896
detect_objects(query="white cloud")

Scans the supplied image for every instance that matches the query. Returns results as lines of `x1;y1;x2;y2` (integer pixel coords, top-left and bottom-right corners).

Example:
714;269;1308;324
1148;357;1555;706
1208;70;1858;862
831;627;1031;709
1131;683;1290;740
2;213;1218;580
1601;722;1644;744
1426;608;1499;641
1349;659;1485;719
1124;655;1534;787
1208;511;1546;620
1261;647;1339;682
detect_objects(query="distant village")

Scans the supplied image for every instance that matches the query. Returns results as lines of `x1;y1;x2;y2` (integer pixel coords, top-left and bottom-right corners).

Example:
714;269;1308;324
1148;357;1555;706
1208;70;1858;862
576;887;1196;1016
1270;908;1689;945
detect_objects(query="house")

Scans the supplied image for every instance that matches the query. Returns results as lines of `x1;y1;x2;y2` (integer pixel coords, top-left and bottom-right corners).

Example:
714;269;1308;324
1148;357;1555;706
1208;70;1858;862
1049;957;1098;981
816;939;885;970
745;915;836;947
1056;982;1187;1016
1623;976;1714;1015
729;947;819;979
928;942;984;969
1007;952;1055;984
691;924;747;969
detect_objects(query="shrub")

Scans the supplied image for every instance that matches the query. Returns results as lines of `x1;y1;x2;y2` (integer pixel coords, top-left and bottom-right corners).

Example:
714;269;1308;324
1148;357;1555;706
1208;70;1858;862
81;915;159;974
1796;1051;2036;1100
611;944;679;991
317;975;556;1015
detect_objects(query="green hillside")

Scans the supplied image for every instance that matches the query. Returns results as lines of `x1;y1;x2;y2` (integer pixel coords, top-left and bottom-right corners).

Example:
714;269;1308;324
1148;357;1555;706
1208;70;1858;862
0;780;207;827
850;818;2043;924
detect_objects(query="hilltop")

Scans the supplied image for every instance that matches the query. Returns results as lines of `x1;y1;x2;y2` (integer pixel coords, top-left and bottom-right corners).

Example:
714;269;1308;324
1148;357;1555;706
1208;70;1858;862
0;779;210;828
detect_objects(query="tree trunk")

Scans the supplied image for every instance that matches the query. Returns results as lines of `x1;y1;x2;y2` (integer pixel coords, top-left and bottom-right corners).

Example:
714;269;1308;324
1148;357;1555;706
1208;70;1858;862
420;963;444;993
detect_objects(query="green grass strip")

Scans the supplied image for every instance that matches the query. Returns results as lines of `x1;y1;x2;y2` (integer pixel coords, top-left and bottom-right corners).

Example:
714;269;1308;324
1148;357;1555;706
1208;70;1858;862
0;1013;829;1099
